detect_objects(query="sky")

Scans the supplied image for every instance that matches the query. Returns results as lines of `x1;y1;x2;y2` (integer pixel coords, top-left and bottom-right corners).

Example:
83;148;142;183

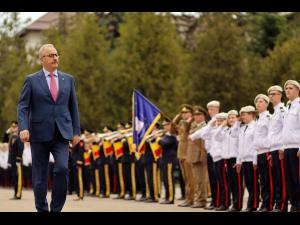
19;12;47;24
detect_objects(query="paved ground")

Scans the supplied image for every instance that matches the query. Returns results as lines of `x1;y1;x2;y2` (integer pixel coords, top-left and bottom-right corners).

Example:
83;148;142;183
0;187;218;212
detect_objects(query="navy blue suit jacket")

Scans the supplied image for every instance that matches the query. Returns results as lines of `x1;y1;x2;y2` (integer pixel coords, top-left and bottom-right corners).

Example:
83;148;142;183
17;70;80;142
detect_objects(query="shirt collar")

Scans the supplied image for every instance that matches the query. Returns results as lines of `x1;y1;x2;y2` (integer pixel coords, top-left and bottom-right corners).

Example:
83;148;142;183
259;110;269;117
290;97;300;106
273;102;284;112
43;68;58;77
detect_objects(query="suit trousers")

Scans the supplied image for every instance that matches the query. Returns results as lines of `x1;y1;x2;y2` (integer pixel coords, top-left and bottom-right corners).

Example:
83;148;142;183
31;126;69;212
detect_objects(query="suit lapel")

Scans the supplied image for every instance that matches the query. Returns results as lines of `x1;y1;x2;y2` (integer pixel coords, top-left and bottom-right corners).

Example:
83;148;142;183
57;71;65;101
38;70;53;101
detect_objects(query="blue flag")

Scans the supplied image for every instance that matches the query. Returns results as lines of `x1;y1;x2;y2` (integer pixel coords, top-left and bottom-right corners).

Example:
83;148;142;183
132;90;161;153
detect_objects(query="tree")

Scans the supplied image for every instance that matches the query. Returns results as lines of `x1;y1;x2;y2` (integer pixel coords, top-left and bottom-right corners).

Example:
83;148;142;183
112;12;186;120
188;13;253;111
40;13;113;131
246;13;288;57
0;13;34;135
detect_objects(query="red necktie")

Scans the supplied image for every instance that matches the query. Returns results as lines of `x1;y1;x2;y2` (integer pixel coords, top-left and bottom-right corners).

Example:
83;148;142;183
50;72;58;102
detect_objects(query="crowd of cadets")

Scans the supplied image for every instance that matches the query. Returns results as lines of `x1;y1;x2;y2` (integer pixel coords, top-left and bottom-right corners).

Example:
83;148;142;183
1;79;300;212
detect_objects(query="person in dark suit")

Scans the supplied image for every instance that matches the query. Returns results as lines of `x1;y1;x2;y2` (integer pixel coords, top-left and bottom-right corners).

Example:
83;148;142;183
17;44;81;212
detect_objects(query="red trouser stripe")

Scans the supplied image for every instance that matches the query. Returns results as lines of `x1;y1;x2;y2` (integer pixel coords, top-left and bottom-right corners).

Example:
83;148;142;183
280;159;286;211
266;153;274;211
223;160;229;208
253;168;257;209
216;180;220;207
237;172;242;209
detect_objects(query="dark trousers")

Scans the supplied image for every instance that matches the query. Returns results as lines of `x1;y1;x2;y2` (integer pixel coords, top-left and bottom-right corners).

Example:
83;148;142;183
73;165;84;199
22;165;32;188
83;165;92;193
123;162;136;198
0;168;4;187
215;159;230;208
163;162;175;203
257;152;274;210
145;162;158;200
11;164;23;198
30;128;69;212
99;163;110;197
207;153;218;207
112;161;125;197
271;150;288;211
136;160;146;197
242;161;260;210
227;158;243;210
284;148;300;209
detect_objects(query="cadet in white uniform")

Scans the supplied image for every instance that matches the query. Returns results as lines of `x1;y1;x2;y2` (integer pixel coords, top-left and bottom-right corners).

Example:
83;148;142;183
210;112;230;211
254;94;274;212
236;106;260;212
267;85;288;212
215;110;242;211
282;80;300;212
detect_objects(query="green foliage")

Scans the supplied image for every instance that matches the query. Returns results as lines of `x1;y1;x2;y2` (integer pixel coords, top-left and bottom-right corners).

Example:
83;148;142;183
246;13;288;57
188;13;252;111
2;12;300;135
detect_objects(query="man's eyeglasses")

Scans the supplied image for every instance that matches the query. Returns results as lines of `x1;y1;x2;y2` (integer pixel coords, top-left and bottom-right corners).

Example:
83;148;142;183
268;93;279;96
42;53;59;58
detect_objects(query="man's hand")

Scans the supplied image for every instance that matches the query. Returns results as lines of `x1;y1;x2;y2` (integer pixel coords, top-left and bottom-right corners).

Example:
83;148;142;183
234;164;241;173
297;150;300;159
72;135;80;146
279;150;284;160
20;130;30;143
267;154;272;167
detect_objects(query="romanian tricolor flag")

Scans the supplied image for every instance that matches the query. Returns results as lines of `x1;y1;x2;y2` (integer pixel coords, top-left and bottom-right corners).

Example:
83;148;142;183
150;141;162;161
113;141;124;159
92;144;100;160
132;90;161;154
103;140;113;157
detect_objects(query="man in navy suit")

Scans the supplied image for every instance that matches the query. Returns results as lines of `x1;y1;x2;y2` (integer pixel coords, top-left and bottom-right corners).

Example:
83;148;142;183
17;44;81;212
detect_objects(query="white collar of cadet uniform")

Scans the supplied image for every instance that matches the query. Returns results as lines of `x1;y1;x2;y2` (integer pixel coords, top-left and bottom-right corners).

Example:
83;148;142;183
289;96;300;108
258;110;269;118
166;132;171;136
246;120;255;127
43;68;58;77
273;102;284;112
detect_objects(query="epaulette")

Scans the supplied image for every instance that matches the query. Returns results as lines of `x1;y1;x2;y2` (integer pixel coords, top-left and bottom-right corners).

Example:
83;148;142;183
121;138;127;143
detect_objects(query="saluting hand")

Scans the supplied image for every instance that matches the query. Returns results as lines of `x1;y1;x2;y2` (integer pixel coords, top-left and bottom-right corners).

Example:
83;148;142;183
20;130;30;142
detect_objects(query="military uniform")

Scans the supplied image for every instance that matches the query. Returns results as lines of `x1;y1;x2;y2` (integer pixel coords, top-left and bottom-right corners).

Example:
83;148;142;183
282;81;300;212
22;142;32;189
237;106;260;212
187;119;208;208
174;105;193;207
8;133;24;199
215;115;243;211
191;116;219;209
71;140;85;200
122;123;136;200
268;100;288;212
144;140;159;202
159;121;178;204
